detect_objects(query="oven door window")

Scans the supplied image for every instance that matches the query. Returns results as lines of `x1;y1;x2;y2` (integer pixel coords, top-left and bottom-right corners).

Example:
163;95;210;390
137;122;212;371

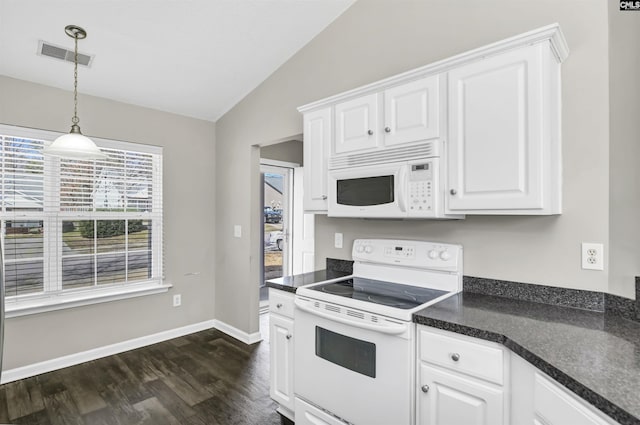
336;175;394;206
315;327;376;378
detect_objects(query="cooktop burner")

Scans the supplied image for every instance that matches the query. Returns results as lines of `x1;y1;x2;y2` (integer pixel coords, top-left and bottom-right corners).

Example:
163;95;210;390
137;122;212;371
310;277;448;310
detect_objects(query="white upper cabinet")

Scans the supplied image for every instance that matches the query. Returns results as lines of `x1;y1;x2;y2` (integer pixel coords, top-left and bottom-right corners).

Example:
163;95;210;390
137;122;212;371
303;108;331;212
384;76;441;147
333;76;441;156
298;24;568;216
334;93;379;154
446;43;562;215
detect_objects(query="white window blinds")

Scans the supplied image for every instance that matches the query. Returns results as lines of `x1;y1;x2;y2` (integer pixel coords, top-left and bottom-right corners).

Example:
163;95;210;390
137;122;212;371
0;125;163;301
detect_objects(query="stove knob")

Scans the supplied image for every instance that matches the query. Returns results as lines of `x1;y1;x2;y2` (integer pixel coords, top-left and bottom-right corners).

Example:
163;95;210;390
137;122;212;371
356;245;364;253
439;251;451;261
364;246;373;254
428;250;439;260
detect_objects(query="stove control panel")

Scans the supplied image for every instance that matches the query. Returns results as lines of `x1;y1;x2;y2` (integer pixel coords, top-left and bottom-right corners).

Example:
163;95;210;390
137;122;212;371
352;239;462;272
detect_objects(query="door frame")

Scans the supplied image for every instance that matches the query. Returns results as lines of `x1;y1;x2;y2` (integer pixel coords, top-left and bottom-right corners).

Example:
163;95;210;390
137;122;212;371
261;162;295;280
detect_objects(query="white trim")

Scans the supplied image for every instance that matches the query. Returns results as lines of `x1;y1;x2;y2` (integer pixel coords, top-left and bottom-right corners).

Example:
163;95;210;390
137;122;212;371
5;282;171;318
1;319;216;384
298;23;569;113
212;319;263;344
260;158;300;168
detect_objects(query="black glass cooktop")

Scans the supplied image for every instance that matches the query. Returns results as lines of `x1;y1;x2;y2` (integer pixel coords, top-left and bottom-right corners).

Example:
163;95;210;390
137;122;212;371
310;277;448;309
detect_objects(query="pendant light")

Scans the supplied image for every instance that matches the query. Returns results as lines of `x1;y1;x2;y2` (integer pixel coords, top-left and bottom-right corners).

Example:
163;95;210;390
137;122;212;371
43;25;106;160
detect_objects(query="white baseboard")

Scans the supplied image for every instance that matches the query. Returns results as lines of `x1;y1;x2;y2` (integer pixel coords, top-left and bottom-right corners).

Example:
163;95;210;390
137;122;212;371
212;319;263;345
1;318;264;384
1;320;217;384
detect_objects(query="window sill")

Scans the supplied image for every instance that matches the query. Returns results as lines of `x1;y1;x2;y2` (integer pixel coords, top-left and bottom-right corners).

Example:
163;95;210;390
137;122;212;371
5;282;172;318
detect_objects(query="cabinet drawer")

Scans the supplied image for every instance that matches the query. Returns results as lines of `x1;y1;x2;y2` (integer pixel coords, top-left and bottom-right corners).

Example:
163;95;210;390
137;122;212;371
419;327;504;385
269;289;295;318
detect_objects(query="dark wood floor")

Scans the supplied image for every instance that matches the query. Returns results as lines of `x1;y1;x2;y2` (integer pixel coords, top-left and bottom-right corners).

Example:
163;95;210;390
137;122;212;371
0;314;285;425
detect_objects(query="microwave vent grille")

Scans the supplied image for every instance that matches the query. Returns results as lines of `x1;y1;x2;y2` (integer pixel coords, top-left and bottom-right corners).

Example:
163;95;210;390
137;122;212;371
329;142;438;169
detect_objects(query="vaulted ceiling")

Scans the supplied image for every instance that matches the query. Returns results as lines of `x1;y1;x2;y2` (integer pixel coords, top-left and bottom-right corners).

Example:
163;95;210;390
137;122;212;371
0;0;354;121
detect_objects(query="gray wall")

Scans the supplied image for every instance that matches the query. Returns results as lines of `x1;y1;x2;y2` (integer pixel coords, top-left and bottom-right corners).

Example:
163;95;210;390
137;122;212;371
0;76;216;369
608;3;640;297
215;0;639;335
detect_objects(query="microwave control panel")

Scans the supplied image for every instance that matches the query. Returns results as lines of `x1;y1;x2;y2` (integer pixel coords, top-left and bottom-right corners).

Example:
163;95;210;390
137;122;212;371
408;161;435;215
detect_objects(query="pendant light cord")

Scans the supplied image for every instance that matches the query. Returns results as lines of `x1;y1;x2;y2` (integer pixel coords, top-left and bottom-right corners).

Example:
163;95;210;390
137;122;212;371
72;34;79;126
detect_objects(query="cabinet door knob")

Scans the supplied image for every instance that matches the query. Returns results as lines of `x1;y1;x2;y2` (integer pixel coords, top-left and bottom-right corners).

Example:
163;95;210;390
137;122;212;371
384;127;391;133
276;303;283;309
286;334;292;340
322;195;327;200
451;353;461;362
367;129;374;135
421;384;430;393
450;189;457;195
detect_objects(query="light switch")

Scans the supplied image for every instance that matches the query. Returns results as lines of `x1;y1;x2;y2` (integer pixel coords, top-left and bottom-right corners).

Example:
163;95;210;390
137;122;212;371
334;232;343;249
234;225;242;238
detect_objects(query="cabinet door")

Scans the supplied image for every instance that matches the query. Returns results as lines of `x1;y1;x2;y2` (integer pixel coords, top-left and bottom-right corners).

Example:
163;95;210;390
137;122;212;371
269;314;294;411
447;44;545;213
303;108;331;211
533;373;616;425
334;93;379;154
383;76;440;146
419;363;504;425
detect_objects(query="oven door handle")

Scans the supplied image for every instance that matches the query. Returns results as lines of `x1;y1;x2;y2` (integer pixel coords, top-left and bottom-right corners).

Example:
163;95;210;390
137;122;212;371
295;298;408;335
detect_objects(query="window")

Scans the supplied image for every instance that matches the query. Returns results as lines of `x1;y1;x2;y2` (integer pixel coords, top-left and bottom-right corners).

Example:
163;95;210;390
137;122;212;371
0;125;164;314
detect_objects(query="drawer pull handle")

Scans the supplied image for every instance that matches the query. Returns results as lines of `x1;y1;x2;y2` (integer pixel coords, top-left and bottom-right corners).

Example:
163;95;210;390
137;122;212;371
421;384;430;393
451;353;461;362
276;303;283;309
286;334;292;340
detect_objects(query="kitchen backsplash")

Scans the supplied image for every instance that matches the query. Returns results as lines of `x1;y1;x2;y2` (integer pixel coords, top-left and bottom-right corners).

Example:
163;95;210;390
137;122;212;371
325;258;639;323
464;275;640;323
326;258;354;274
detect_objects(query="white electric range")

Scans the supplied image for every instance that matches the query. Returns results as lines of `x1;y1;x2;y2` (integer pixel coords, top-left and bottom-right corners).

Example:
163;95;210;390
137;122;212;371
294;239;463;425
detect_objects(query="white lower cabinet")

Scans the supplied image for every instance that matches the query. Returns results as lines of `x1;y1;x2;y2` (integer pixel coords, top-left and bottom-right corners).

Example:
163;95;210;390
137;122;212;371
510;354;618;425
269;289;295;420
417;326;508;425
419;363;504;425
417;328;621;425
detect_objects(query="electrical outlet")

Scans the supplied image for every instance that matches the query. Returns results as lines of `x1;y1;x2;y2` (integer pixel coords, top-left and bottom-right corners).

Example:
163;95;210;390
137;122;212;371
173;294;182;307
233;225;242;238
334;232;343;249
581;243;604;270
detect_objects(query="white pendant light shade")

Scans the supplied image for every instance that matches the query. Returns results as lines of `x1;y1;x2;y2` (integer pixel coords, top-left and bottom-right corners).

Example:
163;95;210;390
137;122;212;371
46;129;107;160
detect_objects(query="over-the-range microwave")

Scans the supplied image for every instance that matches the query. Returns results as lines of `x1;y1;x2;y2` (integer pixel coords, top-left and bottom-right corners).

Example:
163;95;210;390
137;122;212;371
327;142;463;219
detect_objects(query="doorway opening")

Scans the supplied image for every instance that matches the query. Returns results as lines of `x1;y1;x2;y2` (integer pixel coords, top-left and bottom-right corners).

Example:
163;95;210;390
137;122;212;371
260;163;293;310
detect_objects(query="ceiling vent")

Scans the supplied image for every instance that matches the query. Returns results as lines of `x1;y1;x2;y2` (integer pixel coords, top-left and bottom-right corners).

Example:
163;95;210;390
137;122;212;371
37;40;93;67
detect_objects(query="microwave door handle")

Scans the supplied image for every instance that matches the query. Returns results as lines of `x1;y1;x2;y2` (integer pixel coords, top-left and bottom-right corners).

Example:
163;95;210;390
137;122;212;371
397;167;407;212
295;298;407;335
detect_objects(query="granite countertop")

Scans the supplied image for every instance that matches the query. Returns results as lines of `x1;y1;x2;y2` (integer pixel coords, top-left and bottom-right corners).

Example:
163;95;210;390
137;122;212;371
414;293;640;425
265;269;351;293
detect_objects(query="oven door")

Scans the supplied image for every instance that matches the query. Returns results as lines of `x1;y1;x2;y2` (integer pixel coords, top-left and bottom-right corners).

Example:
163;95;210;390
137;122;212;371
294;296;415;425
327;162;407;218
